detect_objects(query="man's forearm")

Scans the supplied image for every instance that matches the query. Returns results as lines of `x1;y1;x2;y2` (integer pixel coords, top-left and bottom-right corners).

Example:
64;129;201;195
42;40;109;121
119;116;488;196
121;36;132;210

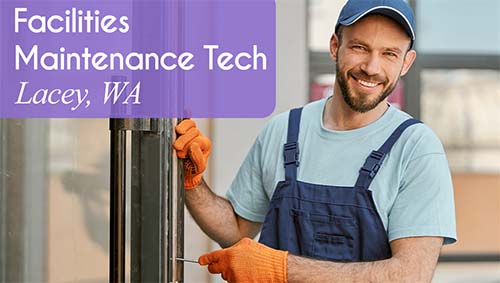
287;236;442;283
185;179;241;248
287;255;435;283
287;255;392;283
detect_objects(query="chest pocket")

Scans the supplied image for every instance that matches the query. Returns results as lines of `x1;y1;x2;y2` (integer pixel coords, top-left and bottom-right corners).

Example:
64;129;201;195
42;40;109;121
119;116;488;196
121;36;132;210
290;209;358;262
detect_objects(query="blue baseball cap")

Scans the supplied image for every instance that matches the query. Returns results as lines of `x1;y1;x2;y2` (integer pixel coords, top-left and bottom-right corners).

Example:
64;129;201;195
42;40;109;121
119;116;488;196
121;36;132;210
335;0;416;48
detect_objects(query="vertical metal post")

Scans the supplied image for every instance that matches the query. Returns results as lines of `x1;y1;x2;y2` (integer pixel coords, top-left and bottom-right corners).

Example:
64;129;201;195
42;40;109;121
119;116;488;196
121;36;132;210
176;159;185;282
166;119;184;283
112;0;186;281
116;118;184;283
0;119;6;283
130;119;167;283
109;120;127;283
0;120;25;283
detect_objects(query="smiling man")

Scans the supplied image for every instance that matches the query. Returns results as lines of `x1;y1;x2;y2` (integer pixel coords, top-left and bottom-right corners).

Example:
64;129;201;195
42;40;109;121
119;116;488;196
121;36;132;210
173;0;457;282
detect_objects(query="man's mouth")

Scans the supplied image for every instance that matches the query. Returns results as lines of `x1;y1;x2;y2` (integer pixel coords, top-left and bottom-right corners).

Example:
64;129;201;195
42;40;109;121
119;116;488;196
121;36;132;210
350;74;384;89
357;78;379;88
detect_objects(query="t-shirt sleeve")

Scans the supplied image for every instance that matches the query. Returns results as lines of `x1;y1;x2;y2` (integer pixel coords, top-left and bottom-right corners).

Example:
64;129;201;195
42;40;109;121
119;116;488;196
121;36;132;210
387;130;457;245
226;136;270;223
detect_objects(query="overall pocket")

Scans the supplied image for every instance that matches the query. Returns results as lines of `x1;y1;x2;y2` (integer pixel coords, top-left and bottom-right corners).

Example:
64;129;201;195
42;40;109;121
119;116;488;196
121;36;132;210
290;209;357;261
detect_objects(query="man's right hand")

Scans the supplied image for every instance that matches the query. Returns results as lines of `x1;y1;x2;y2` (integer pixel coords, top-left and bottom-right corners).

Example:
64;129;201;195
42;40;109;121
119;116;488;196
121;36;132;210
173;119;211;189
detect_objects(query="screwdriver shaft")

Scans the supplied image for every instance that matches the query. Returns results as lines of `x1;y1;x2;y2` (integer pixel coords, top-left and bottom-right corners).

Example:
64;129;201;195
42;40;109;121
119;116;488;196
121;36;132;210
175;257;198;264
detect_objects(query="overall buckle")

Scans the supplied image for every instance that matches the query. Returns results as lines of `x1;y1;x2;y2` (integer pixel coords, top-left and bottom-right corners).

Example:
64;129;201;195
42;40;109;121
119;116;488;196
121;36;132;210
283;142;300;167
359;150;385;178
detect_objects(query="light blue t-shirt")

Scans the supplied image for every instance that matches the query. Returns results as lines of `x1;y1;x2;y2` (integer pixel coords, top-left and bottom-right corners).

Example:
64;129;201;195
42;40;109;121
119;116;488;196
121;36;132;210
226;97;457;244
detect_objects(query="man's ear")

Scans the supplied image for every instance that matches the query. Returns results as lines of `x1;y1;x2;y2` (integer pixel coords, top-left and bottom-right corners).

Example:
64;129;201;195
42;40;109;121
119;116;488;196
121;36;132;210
329;33;340;62
400;49;417;76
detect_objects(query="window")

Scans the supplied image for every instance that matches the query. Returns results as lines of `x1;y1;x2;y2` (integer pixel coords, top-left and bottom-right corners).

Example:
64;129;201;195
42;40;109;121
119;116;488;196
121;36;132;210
417;0;500;55
421;69;500;172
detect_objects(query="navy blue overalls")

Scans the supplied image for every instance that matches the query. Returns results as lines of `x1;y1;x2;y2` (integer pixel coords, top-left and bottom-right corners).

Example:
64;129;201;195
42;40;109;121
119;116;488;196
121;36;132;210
259;108;421;262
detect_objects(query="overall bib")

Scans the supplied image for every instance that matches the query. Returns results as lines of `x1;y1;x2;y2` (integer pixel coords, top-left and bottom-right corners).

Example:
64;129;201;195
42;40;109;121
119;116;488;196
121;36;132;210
259;108;421;262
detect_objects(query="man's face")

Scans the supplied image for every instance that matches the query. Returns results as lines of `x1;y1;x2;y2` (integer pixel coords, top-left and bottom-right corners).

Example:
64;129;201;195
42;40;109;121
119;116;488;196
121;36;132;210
331;14;416;113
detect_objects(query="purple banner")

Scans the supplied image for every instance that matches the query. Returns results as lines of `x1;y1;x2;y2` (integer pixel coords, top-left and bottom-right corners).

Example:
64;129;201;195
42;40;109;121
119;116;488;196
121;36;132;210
0;0;276;118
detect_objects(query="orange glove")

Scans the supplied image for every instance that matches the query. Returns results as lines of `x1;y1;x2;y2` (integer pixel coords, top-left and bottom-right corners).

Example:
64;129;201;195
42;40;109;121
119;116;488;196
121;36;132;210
173;119;211;189
199;238;288;283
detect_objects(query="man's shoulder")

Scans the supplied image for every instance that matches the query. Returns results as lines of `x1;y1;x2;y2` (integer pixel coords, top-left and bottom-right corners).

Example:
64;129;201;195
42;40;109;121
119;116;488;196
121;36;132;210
267;99;325;126
408;123;446;157
260;99;325;139
259;110;288;138
258;100;324;148
389;108;446;157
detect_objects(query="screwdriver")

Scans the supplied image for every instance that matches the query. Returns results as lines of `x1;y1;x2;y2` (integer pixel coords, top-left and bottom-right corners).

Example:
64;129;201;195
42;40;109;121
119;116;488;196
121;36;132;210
174;257;198;264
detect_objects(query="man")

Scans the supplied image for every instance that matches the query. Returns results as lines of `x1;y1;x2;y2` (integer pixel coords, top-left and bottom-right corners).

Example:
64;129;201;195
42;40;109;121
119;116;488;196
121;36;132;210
173;0;457;282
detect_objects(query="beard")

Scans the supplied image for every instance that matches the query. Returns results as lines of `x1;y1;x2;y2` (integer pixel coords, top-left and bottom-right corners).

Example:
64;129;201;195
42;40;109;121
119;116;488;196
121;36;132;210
336;61;399;113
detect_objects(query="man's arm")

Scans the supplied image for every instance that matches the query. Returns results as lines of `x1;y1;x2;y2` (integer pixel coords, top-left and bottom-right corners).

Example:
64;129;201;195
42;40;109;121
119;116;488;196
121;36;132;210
185;178;262;248
174;119;262;248
287;236;443;283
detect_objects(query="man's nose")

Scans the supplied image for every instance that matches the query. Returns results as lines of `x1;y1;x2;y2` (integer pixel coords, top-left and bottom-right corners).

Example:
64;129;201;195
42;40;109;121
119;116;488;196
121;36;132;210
360;53;381;76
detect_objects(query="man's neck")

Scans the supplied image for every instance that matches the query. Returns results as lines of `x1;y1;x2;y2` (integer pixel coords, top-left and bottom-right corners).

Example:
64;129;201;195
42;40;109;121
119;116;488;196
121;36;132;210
323;85;389;131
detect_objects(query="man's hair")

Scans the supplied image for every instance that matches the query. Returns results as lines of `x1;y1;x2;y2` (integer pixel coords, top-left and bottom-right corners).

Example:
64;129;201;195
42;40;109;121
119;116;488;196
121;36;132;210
335;26;345;46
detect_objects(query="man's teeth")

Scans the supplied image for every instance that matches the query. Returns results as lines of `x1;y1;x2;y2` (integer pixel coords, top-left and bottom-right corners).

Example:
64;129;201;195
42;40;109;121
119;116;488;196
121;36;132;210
357;79;378;87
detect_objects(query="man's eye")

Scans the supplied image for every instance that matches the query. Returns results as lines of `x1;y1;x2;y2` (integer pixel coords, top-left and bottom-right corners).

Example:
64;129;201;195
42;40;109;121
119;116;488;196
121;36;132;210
385;52;398;58
352;45;366;51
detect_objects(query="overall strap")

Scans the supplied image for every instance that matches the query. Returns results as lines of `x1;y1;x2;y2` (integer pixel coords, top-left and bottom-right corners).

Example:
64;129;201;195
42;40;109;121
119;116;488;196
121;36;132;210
284;108;303;181
355;118;422;190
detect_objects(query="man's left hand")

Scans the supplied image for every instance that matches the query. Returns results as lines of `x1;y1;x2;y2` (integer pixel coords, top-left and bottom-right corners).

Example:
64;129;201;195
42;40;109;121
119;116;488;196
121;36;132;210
198;238;288;283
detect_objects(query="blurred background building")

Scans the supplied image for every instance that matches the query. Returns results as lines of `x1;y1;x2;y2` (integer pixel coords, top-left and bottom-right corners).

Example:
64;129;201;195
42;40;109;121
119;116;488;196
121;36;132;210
1;0;499;282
